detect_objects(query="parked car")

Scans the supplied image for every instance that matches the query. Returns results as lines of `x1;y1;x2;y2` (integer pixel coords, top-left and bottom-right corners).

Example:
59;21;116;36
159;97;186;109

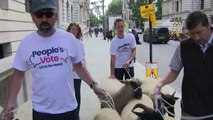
143;27;170;43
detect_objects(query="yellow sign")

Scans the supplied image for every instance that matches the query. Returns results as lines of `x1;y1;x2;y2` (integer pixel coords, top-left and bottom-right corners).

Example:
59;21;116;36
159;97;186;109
145;62;159;80
150;13;157;27
140;4;154;18
140;4;156;27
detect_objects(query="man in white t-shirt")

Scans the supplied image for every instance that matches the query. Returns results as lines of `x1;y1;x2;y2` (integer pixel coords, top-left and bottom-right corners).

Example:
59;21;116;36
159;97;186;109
0;0;107;120
109;18;137;81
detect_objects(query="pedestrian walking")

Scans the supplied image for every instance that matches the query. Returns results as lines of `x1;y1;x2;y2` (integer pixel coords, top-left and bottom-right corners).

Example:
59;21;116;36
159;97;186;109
155;11;213;119
66;22;86;120
109;18;136;80
89;27;92;38
0;0;107;120
94;28;99;37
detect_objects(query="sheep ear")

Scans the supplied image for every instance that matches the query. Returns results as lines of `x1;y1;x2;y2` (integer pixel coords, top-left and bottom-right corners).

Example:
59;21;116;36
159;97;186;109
171;91;179;100
172;91;179;100
120;80;128;84
174;96;179;100
120;80;125;83
134;78;143;84
172;91;176;97
132;103;146;117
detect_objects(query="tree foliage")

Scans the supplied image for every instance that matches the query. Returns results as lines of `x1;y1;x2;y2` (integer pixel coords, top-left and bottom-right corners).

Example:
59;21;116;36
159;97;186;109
106;0;122;16
128;0;147;27
90;14;101;27
128;0;162;27
155;0;162;20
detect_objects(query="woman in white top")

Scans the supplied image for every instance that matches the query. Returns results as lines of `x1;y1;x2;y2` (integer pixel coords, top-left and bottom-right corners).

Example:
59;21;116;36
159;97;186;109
67;23;86;120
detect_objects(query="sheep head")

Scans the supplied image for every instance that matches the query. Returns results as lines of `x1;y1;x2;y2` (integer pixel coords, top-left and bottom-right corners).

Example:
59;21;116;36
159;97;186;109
100;78;142;114
132;103;164;120
160;91;179;117
121;78;143;99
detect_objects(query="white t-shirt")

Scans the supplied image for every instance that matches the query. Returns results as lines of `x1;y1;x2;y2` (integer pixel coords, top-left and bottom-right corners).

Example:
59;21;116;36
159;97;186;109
73;39;85;79
13;29;84;114
110;33;136;68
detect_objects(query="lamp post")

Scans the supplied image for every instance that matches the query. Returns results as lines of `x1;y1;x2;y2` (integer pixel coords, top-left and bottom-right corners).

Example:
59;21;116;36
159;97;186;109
102;0;106;40
146;0;153;62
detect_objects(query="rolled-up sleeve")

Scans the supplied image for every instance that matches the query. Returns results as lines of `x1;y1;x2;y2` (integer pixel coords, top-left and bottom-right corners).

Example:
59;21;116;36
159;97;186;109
169;45;183;71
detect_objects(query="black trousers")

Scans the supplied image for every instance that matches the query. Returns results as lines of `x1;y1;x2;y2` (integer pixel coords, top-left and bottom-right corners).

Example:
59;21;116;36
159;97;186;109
33;109;79;120
114;67;134;80
74;79;82;120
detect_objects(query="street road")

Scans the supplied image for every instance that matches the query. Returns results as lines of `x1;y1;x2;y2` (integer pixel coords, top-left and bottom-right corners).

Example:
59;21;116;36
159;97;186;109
136;34;183;94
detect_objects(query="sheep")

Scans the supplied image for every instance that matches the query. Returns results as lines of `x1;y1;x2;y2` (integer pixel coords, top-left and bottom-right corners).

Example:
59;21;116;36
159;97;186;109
99;78;142;114
94;108;122;120
141;77;179;117
132;103;175;120
121;94;153;120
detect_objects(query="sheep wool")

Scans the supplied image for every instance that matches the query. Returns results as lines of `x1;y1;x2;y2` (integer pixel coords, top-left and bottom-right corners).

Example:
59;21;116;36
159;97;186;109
100;78;142;114
164;115;176;120
141;77;179;118
141;77;173;101
0;106;2;112
94;108;122;120
121;94;154;120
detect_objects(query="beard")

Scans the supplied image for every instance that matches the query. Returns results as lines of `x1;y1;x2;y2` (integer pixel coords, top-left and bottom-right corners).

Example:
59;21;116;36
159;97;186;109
38;22;52;33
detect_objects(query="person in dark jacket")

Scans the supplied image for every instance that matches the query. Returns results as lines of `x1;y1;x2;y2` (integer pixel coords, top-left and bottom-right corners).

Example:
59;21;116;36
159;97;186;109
155;11;213;119
132;29;141;45
94;27;99;37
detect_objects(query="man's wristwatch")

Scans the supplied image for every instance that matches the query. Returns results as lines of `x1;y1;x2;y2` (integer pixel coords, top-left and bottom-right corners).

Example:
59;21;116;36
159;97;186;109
90;81;98;89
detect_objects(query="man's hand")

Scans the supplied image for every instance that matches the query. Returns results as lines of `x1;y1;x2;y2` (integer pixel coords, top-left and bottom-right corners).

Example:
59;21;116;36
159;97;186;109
154;80;163;93
92;84;107;100
123;61;130;69
0;103;17;120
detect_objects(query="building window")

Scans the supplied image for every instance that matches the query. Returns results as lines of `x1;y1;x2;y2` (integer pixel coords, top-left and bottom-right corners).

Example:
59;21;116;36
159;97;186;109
176;1;179;12
0;77;10;106
0;43;12;59
0;44;3;59
0;0;8;9
201;0;204;9
25;0;31;12
179;17;182;23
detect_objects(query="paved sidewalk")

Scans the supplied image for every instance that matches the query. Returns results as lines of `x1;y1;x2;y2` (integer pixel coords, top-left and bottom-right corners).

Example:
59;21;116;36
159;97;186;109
13;33;181;120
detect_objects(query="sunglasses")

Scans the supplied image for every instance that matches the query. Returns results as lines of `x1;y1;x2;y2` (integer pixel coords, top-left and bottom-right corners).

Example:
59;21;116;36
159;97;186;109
34;11;55;18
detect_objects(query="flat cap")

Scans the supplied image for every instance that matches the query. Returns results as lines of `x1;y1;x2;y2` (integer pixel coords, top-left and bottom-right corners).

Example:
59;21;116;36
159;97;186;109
31;0;57;13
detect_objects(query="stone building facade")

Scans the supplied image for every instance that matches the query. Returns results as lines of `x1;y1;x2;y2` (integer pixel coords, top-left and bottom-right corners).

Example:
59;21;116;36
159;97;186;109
162;0;213;24
122;0;136;29
122;0;213;28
